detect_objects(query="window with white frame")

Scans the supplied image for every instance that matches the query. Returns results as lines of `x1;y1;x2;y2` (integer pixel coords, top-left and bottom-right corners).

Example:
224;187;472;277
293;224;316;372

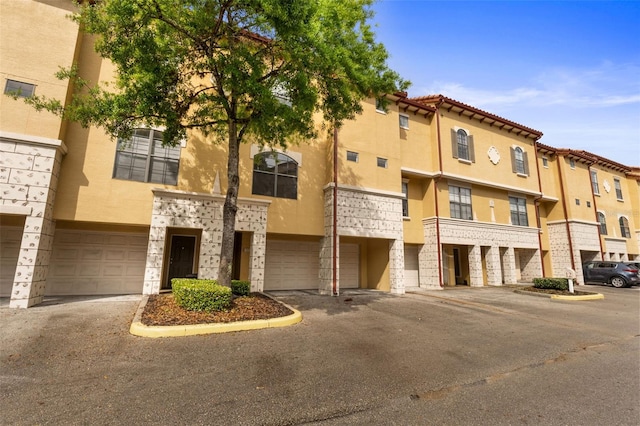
614;178;623;200
510;146;529;176
542;157;549;168
569;158;576;169
346;151;358;162
375;98;387;113
377;157;388;168
451;128;475;162
591;170;600;195
597;212;607;235
399;114;409;129
252;151;298;199
402;181;409;217
619;217;630;238
113;128;180;185
509;196;528;226
4;79;35;98
449;185;472;220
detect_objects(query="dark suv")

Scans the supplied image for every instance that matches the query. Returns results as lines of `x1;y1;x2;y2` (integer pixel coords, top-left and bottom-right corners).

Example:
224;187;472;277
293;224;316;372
582;261;640;288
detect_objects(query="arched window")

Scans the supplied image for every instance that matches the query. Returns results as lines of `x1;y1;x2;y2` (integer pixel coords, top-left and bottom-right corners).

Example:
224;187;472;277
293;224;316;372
619;217;630;238
252;152;298;199
456;129;469;160
597;212;607;235
514;147;525;174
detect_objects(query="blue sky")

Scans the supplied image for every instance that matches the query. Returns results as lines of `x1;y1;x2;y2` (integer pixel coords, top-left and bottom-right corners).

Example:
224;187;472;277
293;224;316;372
370;0;640;166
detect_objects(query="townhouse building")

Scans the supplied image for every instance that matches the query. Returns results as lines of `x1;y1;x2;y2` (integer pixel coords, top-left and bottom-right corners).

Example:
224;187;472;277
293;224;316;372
1;1;638;308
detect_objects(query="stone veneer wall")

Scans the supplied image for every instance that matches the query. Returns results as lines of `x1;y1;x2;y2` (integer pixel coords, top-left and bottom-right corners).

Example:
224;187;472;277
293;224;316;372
322;185;405;294
421;218;541;288
0;132;66;308
548;220;601;284
603;238;628;261
143;189;270;294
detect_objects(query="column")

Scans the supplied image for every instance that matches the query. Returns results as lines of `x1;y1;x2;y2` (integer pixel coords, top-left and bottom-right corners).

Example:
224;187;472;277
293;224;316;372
468;244;484;287
485;245;502;286
501;247;517;284
389;239;405;294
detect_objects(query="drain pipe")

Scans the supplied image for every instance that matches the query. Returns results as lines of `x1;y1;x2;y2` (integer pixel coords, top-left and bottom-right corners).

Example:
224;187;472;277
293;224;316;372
587;163;605;260
532;140;546;277
332;126;339;296
434;101;444;287
557;154;576;271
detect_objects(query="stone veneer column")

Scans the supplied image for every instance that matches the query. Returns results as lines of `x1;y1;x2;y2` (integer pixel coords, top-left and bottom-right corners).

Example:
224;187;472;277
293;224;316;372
520;249;543;282
389;239;405;294
1;133;66;308
419;219;442;289
249;231;266;292
485;245;502;286
468;245;484;287
319;235;338;295
501;247;517;284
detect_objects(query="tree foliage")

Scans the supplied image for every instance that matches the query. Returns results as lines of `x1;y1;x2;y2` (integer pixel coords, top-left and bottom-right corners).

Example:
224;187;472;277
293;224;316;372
23;0;408;286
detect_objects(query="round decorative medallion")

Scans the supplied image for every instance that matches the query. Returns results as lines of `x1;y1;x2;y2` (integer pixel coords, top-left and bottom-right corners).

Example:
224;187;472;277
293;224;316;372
603;179;611;193
487;146;500;165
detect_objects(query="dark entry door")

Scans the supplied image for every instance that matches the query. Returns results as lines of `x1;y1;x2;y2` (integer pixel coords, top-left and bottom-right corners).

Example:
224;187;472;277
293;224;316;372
166;235;196;289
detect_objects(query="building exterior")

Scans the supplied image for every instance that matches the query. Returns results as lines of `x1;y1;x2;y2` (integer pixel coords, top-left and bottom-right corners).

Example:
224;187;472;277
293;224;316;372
1;1;639;308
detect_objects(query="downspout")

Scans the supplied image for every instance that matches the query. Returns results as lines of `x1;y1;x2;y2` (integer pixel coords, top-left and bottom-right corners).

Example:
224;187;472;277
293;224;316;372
532;140;546;277
434;102;444;287
587;163;605;260
332;126;339;296
557;155;576;271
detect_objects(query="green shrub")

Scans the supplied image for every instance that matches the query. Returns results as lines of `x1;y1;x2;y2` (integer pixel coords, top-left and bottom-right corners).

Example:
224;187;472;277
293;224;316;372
231;280;251;296
172;278;232;312
532;277;569;291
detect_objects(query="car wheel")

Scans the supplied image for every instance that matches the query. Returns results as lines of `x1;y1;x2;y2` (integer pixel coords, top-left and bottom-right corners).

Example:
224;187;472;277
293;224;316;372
610;276;627;288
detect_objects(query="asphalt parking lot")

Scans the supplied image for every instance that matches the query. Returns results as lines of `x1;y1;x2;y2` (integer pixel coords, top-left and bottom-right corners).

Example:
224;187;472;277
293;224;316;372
1;285;639;425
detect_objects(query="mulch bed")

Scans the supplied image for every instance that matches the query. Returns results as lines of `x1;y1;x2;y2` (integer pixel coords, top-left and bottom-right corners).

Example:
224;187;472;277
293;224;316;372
141;293;293;326
518;286;594;296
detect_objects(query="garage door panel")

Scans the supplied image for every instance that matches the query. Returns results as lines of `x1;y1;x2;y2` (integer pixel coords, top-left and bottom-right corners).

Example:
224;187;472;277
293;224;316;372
265;240;320;290
46;229;147;295
404;245;419;288
340;243;359;289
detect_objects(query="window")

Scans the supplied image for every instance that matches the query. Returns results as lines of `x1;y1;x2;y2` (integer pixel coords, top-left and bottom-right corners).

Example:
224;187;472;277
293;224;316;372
402;181;409;217
586;201;591;208
252;152;298;199
614;178;623;200
377;157;388;168
619;217;630;238
591;170;599;195
4;79;35;98
575;199;580;206
113;128;180;185
399;114;409;129
346;151;359;162
451;129;475;162
569;159;576;169
510;146;529;176
449;185;472;220
509;196;528;226
375;98;387;113
597;212;607;235
542;157;549;168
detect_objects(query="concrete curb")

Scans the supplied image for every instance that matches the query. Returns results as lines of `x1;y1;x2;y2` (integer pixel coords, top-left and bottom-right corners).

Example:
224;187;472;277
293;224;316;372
514;289;604;301
129;294;302;338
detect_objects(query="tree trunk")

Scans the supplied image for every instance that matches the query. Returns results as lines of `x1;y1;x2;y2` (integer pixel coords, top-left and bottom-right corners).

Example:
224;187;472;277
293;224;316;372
218;121;240;287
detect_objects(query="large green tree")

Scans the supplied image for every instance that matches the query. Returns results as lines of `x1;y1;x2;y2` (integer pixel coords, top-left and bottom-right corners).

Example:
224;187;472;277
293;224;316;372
26;0;408;287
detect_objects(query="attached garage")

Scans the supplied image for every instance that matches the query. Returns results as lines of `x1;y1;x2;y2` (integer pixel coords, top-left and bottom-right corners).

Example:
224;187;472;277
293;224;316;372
404;245;420;288
264;240;320;290
46;229;148;295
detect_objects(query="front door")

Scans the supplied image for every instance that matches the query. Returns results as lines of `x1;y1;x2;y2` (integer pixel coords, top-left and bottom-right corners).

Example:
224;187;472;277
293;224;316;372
165;235;196;289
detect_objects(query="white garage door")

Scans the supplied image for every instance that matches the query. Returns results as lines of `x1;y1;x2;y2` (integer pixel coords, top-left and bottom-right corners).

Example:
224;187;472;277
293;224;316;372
0;226;22;297
404;245;420;288
264;240;320;290
340;243;359;289
46;229;148;295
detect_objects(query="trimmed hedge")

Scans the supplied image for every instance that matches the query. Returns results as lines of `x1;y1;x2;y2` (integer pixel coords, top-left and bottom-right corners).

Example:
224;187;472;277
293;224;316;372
231;280;251;296
172;278;232;312
532;277;569;291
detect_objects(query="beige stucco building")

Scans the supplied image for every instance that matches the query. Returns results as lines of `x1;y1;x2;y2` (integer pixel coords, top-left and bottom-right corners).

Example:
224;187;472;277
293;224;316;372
1;0;639;307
